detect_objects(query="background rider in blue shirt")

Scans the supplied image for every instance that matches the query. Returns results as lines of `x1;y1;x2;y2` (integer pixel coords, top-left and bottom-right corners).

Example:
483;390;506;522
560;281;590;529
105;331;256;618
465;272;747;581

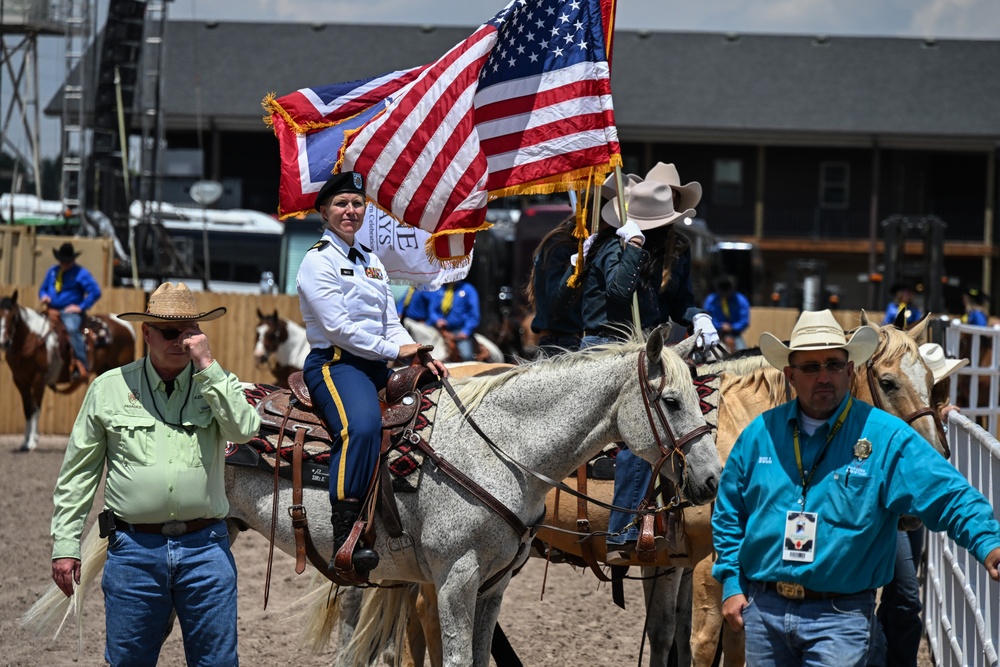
38;242;102;378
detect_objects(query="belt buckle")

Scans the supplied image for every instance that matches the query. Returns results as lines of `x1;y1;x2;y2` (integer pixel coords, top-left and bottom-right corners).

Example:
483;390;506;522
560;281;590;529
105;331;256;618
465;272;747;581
776;581;805;600
161;521;187;537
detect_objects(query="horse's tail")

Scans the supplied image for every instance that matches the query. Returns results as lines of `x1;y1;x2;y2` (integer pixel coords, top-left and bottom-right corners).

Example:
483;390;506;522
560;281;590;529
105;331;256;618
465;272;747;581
341;585;412;667
19;523;107;649
295;576;343;653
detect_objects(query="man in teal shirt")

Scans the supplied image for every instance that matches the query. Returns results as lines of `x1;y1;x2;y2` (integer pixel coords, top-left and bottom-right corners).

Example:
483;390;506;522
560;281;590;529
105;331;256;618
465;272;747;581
50;282;260;667
712;309;1000;667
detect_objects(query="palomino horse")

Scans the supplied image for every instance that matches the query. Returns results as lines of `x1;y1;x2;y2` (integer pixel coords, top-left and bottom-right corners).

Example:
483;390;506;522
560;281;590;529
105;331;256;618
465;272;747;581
0;290;135;451
21;330;719;667
396;313;941;667
253;309;309;388
403;319;504;364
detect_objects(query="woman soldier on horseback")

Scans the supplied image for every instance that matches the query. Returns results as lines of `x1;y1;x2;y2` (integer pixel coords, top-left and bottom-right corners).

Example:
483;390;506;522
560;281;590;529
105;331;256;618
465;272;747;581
296;171;448;576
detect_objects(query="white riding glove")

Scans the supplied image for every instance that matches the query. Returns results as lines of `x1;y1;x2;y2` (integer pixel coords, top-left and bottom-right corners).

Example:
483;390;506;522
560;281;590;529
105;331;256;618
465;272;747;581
570;234;599;267
616;220;645;247
692;313;721;349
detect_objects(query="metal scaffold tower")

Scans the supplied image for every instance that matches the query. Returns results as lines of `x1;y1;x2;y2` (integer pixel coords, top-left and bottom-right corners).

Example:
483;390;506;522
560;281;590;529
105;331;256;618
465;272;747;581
60;0;91;212
0;0;64;199
137;0;166;227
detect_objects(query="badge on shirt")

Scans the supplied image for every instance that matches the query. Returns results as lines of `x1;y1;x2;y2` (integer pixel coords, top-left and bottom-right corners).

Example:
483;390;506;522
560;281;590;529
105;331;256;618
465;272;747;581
341;268;354;276
783;511;818;563
364;267;385;280
854;438;872;461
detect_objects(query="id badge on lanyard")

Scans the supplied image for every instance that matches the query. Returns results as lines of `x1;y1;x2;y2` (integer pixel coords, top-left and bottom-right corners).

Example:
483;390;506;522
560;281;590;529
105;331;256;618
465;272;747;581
783;511;818;563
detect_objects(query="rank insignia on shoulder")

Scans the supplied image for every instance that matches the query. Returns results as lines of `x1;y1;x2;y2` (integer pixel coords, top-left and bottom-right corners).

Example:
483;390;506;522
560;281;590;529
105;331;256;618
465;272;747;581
854;438;872;461
309;239;329;251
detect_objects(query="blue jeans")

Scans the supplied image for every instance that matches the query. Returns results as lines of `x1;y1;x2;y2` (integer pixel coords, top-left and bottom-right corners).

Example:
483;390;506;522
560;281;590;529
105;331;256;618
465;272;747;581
455;336;476;361
744;582;878;667
606;447;652;545
102;520;238;667
581;334;649;546
60;310;88;370
876;528;924;667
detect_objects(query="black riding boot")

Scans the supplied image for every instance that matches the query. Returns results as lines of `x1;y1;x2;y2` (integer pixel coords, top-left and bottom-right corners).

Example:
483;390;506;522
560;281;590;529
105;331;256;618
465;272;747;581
329;499;379;575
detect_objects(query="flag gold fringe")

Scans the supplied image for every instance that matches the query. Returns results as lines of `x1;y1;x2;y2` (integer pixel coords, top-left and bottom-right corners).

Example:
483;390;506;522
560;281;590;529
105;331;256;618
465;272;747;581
487;157;621;201
566;171;597;288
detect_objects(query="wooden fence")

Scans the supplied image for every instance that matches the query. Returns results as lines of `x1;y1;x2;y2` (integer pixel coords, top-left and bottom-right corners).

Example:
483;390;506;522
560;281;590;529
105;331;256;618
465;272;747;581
0;290;884;437
0;285;301;436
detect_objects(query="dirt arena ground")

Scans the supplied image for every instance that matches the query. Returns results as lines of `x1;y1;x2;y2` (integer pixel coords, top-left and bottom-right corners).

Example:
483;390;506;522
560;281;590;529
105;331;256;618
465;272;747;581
1;434;934;666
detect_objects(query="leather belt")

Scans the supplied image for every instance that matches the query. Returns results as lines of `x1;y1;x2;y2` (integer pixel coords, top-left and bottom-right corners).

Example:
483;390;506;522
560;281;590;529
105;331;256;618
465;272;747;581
764;581;872;601
118;516;219;537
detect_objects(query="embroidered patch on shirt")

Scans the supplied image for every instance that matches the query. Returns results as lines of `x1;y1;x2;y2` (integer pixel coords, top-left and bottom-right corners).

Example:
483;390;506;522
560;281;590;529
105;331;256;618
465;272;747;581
365;267;385;280
341;268;354;276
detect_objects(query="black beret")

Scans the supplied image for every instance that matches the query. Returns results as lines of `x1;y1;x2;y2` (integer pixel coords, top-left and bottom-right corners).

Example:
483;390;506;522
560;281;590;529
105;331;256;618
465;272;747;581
315;171;366;210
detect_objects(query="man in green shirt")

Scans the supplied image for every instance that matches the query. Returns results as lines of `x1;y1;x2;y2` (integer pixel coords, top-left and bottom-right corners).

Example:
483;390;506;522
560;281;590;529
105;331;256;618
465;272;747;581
50;282;260;666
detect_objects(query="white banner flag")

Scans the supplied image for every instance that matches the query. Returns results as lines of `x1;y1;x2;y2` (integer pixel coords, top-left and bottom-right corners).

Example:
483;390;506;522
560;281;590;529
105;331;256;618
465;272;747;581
356;205;471;291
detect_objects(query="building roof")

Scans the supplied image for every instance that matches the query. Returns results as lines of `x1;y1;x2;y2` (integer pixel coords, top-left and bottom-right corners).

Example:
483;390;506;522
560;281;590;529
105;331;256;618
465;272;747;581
48;21;1000;148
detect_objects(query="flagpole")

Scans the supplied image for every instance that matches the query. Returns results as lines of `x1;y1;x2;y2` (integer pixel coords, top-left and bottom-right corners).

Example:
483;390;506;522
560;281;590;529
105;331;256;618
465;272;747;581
614;165;642;335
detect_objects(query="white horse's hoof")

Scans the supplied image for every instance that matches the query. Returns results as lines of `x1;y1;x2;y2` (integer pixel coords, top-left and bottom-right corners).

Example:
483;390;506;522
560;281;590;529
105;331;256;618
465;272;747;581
19;441;36;452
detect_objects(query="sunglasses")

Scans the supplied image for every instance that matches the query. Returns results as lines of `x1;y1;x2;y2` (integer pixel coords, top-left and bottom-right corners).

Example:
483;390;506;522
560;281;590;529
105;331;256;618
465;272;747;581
150;326;185;340
790;360;848;375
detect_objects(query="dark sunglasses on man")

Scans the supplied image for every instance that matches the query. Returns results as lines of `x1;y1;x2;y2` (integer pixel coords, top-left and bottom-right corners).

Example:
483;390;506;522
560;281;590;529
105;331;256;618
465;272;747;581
149;326;186;340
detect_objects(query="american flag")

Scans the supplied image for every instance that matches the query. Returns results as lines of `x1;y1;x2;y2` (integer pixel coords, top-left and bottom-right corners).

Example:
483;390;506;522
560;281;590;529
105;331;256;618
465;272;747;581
265;0;620;263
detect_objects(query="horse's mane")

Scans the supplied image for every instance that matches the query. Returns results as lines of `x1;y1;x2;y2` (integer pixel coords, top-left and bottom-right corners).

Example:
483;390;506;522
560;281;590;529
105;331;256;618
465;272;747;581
444;337;690;417
868;322;921;364
721;365;792;407
694;347;770;377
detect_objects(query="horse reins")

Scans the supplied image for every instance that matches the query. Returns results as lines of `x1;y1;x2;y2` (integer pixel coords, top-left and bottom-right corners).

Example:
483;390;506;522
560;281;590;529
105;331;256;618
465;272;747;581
439;351;712;519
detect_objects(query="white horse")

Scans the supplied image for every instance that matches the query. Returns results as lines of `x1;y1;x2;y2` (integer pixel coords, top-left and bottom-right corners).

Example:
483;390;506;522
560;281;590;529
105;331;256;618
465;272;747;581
229;329;719;666
403;319;504;363
21;331;720;666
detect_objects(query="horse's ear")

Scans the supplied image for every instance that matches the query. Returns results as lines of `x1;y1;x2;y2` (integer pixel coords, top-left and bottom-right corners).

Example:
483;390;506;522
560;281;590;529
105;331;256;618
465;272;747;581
272;309;279;320
860;310;870;326
12;289;17;303
893;308;907;330
672;334;698;360
256;308;264;320
907;312;932;344
645;325;665;362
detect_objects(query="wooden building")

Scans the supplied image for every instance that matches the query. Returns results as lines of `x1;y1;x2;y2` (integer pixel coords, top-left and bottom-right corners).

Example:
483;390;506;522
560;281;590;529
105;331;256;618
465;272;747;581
46;22;1000;312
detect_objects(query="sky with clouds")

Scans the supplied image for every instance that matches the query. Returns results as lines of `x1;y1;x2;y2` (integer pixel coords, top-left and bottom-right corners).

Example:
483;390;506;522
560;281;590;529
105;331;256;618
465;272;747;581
3;0;1000;164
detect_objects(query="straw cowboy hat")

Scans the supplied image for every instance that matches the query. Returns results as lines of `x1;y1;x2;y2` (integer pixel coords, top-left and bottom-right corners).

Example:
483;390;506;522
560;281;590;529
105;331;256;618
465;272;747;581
600;171;643;201
645;162;703;212
759;309;878;370
119;282;227;323
53;242;82;262
918;343;969;384
601;180;697;231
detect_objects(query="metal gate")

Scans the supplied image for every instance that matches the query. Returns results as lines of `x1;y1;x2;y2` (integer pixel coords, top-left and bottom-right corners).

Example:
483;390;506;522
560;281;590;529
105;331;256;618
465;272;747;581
924;414;1000;667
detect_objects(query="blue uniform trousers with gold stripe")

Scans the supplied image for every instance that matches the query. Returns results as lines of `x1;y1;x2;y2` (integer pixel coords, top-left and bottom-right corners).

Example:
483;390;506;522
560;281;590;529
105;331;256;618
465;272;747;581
303;346;393;504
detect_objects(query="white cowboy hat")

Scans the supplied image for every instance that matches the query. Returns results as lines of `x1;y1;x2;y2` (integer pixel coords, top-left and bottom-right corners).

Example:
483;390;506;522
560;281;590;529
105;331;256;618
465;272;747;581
600;171;643;202
119;282;227;323
918;343;969;384
759;309;878;370
645;162;703;212
601;180;697;231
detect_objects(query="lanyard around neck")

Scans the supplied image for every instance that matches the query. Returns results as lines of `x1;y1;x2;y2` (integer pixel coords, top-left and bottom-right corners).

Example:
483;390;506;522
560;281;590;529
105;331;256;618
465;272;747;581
792;395;853;504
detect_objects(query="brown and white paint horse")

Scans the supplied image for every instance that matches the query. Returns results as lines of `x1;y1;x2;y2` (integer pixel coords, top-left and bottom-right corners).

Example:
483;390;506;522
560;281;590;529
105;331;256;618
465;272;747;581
0;290;135;451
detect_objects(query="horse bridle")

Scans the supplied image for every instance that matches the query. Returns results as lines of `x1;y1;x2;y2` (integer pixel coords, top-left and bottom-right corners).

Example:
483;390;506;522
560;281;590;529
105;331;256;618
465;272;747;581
637;350;715;506
863;340;949;458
